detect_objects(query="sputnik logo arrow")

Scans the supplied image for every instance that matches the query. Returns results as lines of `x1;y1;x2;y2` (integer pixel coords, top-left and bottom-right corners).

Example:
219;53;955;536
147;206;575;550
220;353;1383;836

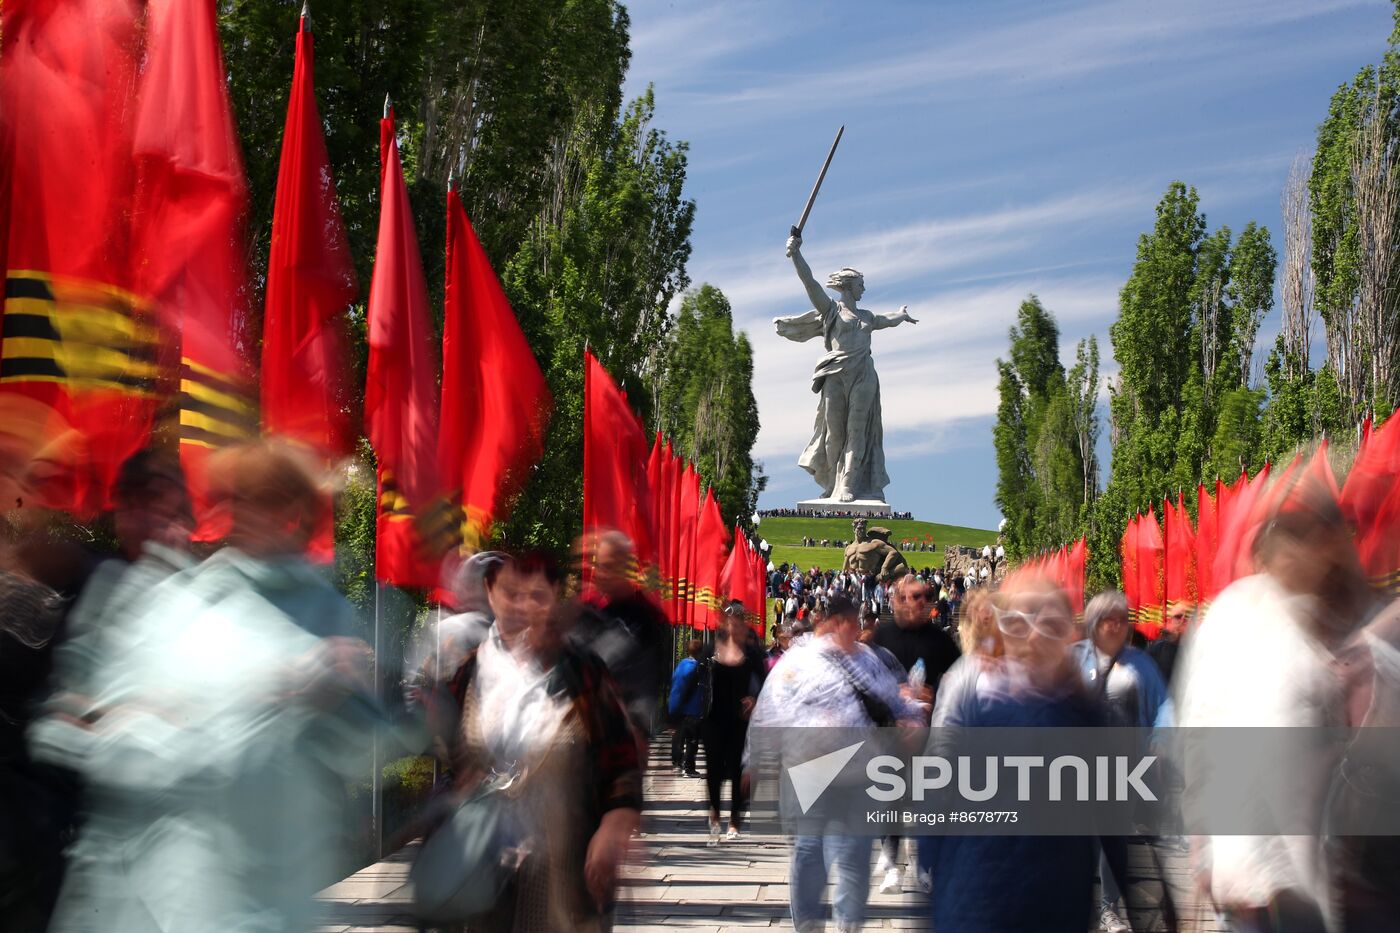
786;741;865;814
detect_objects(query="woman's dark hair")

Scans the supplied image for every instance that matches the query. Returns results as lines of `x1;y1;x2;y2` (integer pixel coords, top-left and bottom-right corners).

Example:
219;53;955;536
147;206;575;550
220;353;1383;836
484;549;564;588
114;449;188;511
826;594;858;621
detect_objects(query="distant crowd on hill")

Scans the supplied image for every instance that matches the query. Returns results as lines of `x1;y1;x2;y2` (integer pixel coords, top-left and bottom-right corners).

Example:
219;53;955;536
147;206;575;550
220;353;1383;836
757;507;915;520
797;535;941;553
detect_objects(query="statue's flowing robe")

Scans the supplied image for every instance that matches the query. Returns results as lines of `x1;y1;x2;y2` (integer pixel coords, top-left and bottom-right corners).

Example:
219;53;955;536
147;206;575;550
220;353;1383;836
775;300;895;501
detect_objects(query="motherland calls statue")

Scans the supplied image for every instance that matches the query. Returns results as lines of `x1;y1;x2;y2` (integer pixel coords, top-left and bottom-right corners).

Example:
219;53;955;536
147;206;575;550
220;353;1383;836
775;232;916;503
842;519;910;581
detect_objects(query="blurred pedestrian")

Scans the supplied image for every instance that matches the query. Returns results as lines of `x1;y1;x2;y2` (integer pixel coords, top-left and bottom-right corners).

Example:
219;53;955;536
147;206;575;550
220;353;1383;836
924;577;1099;933
450;551;642;931
700;604;766;844
668;639;704;777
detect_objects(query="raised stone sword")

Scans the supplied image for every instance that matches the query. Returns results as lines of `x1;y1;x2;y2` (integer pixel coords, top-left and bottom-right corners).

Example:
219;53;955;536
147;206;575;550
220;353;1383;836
791;125;844;238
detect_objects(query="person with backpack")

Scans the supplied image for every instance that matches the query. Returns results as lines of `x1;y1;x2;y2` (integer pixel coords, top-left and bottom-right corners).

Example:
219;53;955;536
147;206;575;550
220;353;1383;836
668;639;705;777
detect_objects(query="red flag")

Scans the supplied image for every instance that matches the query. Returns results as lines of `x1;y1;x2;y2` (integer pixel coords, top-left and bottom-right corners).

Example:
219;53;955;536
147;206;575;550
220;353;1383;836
719;525;745;608
676;463;700;628
131;0;257;540
645;432;667;591
438;189;551;550
1214;463;1270;592
0;0;156;517
1343;416;1400;580
582;350;655;586
1196;483;1219;601
261;12;357;560
693;487;730;630
1121;515;1141;622
1164;492;1197;605
661;444;681;623
1066;537;1087;616
365;108;440;587
1136;507;1165;640
754;537;768;633
1295;440;1341;510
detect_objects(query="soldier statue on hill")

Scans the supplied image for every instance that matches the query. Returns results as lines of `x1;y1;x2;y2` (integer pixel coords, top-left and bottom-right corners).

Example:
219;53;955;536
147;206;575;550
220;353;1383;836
842;519;909;581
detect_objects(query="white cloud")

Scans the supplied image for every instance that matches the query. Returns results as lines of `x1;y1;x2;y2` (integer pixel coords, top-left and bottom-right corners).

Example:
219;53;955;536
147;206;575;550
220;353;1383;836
657;0;1381;118
696;183;1152;319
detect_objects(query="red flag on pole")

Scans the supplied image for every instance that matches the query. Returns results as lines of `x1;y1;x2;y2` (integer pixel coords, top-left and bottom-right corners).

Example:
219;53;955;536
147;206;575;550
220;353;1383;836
1343;417;1400;580
365;107;441;587
131;0;257;540
645;432;667;592
676;463;699;628
693;487;730;630
582;350;655;586
754;536;768;633
1136;507;1165;640
0;0;154;517
1196;482;1219;602
1214;463;1270;593
662;444;681;623
439;188;551;550
1164;492;1197;605
719;524;745;607
1121;515;1141;624
1058;537;1086;616
261;11;357;560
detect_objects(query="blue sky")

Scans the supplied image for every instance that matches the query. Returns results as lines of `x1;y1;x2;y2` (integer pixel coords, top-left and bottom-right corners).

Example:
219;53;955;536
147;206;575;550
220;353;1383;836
622;0;1393;530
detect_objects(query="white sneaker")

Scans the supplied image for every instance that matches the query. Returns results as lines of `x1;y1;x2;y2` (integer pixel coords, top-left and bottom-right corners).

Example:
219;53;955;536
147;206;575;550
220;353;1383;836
725;827;740;841
1099;904;1129;933
913;867;931;894
878;866;901;894
707;820;721;847
874;851;893;875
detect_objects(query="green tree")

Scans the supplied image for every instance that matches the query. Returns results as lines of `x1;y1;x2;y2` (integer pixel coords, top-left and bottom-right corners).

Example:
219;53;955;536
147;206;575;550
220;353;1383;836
217;3;754;569
994;297;1096;559
654;285;765;530
499;90;696;551
1229;223;1277;390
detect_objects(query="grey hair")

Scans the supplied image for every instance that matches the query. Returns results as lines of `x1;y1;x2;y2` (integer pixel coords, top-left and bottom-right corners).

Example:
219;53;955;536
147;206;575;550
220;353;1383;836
1083;590;1129;640
825;267;864;291
596;529;634;553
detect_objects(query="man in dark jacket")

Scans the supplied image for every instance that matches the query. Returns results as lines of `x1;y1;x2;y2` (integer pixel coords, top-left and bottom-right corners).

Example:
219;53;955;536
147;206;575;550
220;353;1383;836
870;574;961;894
574;531;670;744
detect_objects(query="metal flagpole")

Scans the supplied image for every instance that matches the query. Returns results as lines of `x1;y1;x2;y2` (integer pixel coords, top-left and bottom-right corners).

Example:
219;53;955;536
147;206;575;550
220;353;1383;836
372;581;382;860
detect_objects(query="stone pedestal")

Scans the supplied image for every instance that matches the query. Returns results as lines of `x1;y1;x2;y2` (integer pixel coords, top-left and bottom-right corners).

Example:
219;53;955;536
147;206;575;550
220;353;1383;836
795;497;893;517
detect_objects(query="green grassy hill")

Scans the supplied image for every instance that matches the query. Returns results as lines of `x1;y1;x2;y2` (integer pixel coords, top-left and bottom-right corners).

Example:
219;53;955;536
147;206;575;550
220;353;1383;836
759;516;997;571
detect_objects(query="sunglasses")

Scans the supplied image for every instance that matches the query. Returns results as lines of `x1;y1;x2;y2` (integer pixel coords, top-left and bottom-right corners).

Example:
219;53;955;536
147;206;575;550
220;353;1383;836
994;607;1074;640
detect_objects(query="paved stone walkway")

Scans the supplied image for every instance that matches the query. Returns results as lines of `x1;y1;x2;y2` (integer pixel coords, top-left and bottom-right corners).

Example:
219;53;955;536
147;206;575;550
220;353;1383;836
316;742;1227;932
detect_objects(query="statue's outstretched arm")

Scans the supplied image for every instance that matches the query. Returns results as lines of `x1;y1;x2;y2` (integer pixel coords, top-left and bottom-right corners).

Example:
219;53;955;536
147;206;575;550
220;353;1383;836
871;305;919;329
786;233;833;314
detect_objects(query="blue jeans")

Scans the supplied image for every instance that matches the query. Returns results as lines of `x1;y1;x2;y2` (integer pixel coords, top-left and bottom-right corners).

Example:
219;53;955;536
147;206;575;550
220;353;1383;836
790;834;871;930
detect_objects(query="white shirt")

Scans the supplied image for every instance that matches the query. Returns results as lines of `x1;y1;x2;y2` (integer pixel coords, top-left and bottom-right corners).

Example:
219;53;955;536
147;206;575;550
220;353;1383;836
1177;574;1342;919
475;627;567;770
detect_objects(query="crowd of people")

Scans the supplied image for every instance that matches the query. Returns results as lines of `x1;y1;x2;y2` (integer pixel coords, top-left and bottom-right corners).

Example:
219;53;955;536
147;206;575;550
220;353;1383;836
676;469;1400;933
4;444;1399;933
767;563;987;631
756;508;916;520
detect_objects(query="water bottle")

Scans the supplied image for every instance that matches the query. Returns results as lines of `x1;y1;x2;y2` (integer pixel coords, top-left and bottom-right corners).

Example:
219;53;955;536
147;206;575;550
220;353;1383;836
908;658;926;691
